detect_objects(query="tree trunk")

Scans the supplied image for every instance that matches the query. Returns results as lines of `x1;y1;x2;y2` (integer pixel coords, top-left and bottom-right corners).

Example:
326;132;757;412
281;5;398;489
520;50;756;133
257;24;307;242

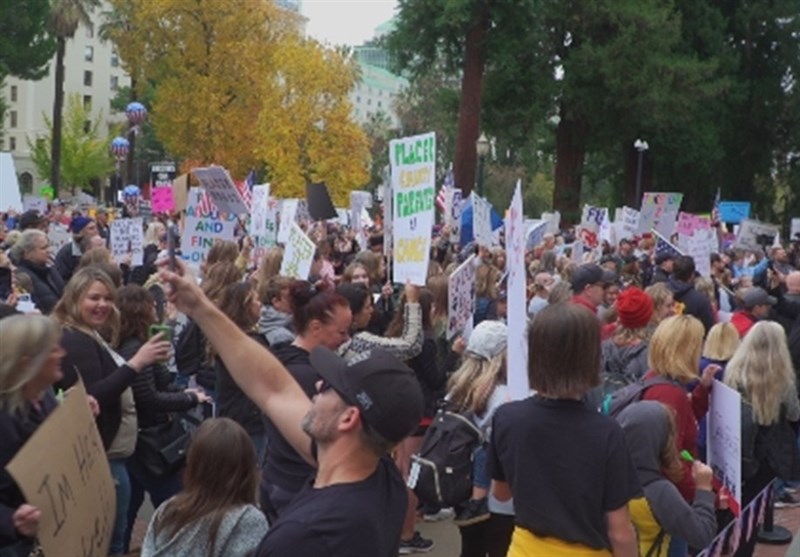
453;5;489;197
552;107;589;227
50;37;66;199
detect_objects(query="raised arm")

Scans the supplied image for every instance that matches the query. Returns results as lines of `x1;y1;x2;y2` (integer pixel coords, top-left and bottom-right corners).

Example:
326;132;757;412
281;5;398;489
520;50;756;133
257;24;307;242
160;265;314;464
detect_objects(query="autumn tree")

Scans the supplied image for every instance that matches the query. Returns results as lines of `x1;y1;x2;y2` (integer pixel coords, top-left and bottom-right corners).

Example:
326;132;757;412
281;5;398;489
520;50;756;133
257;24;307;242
257;39;369;204
28;93;114;196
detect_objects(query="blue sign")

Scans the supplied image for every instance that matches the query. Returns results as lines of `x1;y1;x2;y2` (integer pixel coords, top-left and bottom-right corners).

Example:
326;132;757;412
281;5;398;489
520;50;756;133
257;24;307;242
718;201;751;224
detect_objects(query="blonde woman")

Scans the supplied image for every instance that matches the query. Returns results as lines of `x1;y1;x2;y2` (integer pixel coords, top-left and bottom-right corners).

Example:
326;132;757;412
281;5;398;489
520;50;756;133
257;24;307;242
0;315;66;554
256;247;285;286
724;321;800;557
53;267;170;556
641;316;721;503
645;282;675;326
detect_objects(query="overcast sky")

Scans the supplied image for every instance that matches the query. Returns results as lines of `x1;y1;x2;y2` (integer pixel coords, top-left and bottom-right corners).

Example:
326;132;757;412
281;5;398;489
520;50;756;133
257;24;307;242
302;0;399;46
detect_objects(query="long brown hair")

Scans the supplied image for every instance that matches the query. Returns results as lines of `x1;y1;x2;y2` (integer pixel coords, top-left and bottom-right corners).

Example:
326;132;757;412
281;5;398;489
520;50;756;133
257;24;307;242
154;418;259;557
116;285;156;344
385;289;433;337
201;262;243;303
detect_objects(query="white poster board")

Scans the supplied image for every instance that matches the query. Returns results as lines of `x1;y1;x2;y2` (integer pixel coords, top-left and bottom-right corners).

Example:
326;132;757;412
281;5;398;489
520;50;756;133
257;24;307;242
48;223;72;253
277;199;299;245
506;181;529;400
22;195;48;214
445;189;463;243
191;166;248;214
791;218;800;242
390;132;436;285
0;152;23;212
472;193;494;247
620;206;640;239
639;192;683;237
708;379;742;515
280;222;316;279
181;189;236;268
735;220;779;252
109;217;144;266
447;255;477;340
6;382;116;557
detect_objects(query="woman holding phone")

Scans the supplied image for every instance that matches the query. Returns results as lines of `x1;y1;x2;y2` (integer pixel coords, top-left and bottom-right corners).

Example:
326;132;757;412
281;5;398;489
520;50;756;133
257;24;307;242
53;267;171;557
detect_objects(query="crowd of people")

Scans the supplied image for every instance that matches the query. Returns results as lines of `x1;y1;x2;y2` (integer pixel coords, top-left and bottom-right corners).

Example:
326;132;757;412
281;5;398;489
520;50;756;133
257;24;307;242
0;202;799;557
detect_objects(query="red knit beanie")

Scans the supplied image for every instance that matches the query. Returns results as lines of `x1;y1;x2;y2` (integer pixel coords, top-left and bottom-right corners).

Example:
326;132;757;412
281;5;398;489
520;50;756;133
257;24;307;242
615;287;653;329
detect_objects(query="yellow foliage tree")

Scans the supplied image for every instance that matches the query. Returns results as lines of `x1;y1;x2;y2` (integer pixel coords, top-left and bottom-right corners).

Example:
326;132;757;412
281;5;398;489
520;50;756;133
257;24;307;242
105;0;369;200
257;39;370;205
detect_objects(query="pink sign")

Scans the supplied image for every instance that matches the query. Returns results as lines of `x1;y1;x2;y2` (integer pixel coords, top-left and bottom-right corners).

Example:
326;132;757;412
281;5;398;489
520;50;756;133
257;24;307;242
151;186;175;213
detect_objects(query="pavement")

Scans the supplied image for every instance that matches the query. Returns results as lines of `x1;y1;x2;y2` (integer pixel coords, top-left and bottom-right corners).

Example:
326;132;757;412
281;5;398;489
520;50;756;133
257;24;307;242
128;501;800;557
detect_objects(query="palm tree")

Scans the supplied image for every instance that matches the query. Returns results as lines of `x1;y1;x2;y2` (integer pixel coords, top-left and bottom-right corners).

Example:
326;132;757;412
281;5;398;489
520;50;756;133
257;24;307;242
48;0;99;199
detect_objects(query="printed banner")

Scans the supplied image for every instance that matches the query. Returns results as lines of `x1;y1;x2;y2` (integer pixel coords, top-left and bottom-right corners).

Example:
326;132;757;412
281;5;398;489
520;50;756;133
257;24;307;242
6;382;116;557
390;132;436;285
181;189;236;267
109;217;144;266
191;166;249;214
718;201;751;224
472;193;494;247
708;379;742;516
506;180;529;401
447;255;477;340
280;222;316;279
639;192;683;237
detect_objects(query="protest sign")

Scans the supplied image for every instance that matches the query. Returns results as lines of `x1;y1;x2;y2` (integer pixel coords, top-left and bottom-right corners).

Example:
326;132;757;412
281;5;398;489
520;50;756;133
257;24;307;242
278;199;299;245
447;255;477;340
390;132;436;285
0;152;23;212
110;217;144;266
619;206;640;239
6;382;115;557
250;185;271;237
639;192;683;237
525;219;548;249
22;195;48;214
249;185;278;267
172;174;189;212
181;189;236;267
150;187;175;214
280;222;316;279
48;223;72;252
541;211;561;235
191;166;248;214
306;182;338;221
687;233;713;277
506;181;529;400
708;379;742;515
791;218;800;241
444;189;463;243
350;191;372;233
579;205;607;249
735;219;779;252
383;183;393;259
718;202;750;224
472;193;493;246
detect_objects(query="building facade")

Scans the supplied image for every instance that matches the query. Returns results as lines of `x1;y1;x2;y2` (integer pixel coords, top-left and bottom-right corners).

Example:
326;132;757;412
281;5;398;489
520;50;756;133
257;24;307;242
1;4;131;194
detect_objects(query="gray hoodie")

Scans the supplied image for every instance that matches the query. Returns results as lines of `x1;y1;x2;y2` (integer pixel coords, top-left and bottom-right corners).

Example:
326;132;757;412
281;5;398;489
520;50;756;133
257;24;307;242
142;502;268;557
616;401;716;550
601;339;649;382
258;305;295;347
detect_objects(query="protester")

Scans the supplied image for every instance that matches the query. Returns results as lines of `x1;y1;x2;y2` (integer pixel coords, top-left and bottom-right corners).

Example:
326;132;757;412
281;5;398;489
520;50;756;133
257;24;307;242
600;287;654;385
159;262;424;556
570;263;616;316
54;216;98;282
645;282;675;326
142;418;268;557
11;229;64;314
489;303;641;556
730;286;776;337
257;275;295;347
668;256;715;332
53;267;171;556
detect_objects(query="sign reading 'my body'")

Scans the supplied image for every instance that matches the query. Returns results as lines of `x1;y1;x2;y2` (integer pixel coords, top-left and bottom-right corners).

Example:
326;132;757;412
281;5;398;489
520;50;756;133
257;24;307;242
390;132;436;285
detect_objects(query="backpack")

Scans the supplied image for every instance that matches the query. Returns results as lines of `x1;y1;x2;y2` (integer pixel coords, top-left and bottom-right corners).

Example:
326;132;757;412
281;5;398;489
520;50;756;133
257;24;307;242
407;407;483;507
601;376;672;418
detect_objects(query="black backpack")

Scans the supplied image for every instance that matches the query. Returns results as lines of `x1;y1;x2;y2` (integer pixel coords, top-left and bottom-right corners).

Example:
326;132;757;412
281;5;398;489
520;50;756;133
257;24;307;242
601;376;673;418
408;407;483;507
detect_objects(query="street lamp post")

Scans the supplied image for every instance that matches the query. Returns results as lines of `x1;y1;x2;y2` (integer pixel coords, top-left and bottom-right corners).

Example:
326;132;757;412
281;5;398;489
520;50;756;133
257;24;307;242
476;132;490;197
634;139;649;209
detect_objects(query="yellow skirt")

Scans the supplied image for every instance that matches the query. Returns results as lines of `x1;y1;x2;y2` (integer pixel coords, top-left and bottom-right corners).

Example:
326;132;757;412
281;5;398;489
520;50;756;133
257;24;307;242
507;526;612;557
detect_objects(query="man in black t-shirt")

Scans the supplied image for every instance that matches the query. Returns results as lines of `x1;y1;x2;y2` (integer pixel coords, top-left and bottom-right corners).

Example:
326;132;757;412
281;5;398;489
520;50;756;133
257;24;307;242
160;264;424;557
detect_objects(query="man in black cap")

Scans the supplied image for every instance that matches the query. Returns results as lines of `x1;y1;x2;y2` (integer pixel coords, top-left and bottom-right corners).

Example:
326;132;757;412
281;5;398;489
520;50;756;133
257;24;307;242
650;250;674;285
570;263;616;315
160;263;424;557
18;210;49;233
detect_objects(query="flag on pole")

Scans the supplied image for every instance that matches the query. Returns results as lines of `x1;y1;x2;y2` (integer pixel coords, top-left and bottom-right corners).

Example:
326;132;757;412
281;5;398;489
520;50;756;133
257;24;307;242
234;169;255;211
197;189;217;217
435;164;454;213
654;229;684;260
711;187;721;224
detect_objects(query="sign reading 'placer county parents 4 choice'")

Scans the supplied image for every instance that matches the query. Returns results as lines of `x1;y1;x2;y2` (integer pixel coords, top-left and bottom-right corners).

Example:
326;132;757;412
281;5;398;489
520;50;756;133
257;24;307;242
390;132;436;285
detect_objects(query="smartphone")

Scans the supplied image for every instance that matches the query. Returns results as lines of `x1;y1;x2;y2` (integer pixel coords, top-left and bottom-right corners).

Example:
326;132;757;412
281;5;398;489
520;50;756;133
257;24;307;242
148;324;172;341
167;220;177;271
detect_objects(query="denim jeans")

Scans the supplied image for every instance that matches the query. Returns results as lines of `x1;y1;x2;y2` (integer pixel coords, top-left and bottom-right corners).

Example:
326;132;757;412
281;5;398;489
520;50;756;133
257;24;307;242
108;458;131;555
123;458;183;552
472;444;490;491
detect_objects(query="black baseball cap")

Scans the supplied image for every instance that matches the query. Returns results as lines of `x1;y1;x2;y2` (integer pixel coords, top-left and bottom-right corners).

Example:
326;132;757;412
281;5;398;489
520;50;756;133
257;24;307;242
571;263;616;293
19;210;47;230
310;347;423;443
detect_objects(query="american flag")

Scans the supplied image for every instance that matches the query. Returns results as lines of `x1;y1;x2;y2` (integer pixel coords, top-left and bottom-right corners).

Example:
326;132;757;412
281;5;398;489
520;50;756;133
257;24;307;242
234;169;255;212
435;165;455;213
711;187;721;224
654;230;683;260
197;189;217;218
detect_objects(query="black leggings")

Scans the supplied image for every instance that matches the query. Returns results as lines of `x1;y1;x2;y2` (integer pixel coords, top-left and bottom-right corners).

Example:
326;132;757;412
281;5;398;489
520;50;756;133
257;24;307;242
458;513;515;557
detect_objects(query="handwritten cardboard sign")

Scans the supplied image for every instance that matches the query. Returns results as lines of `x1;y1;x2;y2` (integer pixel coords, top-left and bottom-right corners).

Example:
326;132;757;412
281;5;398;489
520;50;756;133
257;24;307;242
191;166;249;215
708;380;742;515
639;192;683;237
280;222;316;279
109;217;144;266
735;219;779;252
150;187;175;214
447;255;476;340
6;382;116;557
472;193;494;247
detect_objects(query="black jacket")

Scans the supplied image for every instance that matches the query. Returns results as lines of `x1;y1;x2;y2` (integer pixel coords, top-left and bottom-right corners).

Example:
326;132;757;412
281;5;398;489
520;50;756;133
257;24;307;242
0;392;58;547
57;328;137;449
14;259;64;314
667;278;715;333
53;241;81;283
216;332;268;435
406;333;446;419
118;337;198;429
175;320;217;391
